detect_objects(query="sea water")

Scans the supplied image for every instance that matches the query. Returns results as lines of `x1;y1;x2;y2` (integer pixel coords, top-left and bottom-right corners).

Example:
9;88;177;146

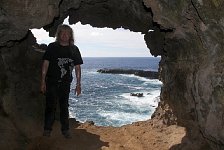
69;57;162;127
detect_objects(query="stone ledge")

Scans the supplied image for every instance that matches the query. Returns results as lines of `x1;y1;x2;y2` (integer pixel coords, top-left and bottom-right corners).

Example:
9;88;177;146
97;68;159;79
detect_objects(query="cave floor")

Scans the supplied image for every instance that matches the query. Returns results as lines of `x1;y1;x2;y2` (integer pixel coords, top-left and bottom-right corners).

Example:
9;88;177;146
27;119;185;150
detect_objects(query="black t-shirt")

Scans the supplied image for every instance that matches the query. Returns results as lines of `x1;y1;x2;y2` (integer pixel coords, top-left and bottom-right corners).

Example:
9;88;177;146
43;42;83;83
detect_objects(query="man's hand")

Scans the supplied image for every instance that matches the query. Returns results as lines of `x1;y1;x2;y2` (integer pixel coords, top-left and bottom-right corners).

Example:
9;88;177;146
74;65;82;96
75;85;81;96
40;81;46;94
40;60;49;94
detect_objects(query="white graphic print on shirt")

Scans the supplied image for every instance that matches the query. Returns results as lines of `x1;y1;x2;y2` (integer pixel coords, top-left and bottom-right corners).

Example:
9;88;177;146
57;58;73;78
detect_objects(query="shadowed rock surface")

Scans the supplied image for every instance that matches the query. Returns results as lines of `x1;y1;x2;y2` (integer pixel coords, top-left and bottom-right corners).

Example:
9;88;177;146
0;0;224;149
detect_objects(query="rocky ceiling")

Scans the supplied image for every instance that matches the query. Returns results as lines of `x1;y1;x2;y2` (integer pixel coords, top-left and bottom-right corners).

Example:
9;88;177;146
0;0;224;149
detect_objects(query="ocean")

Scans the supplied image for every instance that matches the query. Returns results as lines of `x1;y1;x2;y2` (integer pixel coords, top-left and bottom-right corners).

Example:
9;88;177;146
69;57;162;127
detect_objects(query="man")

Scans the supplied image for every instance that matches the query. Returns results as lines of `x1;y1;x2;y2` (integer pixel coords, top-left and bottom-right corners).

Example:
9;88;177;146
40;24;83;138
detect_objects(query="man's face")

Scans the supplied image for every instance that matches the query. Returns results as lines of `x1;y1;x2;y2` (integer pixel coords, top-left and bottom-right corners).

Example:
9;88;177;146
59;30;70;43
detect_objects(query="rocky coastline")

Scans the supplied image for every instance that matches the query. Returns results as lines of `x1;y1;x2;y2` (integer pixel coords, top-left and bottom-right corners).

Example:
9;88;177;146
97;69;159;79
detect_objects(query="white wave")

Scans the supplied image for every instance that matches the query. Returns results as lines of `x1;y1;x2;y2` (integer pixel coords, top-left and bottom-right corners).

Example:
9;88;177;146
120;74;137;78
116;82;129;86
69;97;78;102
98;111;152;126
119;91;160;108
124;85;144;90
75;69;98;75
69;107;77;118
99;111;158;127
120;74;162;85
143;79;162;84
131;86;143;90
86;71;98;74
100;111;147;120
95;84;108;88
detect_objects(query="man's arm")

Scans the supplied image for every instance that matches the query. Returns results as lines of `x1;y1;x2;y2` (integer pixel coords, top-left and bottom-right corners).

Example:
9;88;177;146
74;65;81;96
40;60;49;94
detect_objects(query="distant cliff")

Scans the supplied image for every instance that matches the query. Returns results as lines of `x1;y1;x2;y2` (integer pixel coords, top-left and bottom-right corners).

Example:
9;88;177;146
97;69;158;79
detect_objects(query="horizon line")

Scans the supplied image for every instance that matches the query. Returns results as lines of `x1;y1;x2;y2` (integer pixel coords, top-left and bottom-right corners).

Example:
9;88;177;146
82;56;161;58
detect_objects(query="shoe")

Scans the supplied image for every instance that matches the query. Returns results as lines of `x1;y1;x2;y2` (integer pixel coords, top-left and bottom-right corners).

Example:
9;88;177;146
43;130;51;137
62;130;72;139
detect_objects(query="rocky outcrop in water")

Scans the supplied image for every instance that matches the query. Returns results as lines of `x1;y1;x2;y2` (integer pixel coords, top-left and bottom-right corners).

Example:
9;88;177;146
97;69;158;79
0;0;224;149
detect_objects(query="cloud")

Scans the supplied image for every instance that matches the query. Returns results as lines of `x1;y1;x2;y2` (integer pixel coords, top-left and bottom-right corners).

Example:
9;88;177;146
90;32;103;36
31;28;55;44
31;17;151;57
71;22;145;48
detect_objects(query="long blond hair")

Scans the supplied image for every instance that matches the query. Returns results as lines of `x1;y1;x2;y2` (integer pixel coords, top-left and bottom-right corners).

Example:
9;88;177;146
55;24;75;45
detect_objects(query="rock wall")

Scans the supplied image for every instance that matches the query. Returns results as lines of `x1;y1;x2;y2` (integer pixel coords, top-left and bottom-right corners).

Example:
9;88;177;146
0;31;45;141
0;0;60;46
0;0;224;149
144;0;224;149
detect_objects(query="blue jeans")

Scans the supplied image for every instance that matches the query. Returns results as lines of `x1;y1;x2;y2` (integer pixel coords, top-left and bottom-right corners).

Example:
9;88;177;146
44;81;70;131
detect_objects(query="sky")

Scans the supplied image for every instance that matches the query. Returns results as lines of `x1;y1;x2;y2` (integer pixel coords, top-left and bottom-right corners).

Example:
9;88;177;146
31;18;151;57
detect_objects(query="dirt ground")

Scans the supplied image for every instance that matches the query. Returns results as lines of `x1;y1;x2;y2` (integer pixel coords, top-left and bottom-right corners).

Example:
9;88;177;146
27;119;186;150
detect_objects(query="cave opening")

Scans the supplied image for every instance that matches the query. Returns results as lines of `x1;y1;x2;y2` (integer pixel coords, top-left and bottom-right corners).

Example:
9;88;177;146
31;17;162;127
31;17;153;58
2;0;223;149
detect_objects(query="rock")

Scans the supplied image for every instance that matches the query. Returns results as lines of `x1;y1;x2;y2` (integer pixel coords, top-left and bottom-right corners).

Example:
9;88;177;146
130;93;144;97
0;0;60;46
97;69;158;79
